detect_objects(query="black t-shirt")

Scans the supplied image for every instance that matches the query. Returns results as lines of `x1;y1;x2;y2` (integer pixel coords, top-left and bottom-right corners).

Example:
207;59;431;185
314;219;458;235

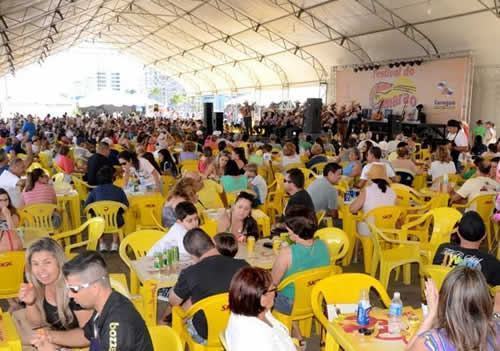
83;291;153;351
44;298;83;330
85;153;113;186
173;255;249;339
285;189;315;214
433;243;500;286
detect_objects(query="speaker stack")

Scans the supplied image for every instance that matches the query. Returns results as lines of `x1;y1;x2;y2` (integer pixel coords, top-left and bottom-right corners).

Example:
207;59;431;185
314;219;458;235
303;98;323;135
203;102;214;135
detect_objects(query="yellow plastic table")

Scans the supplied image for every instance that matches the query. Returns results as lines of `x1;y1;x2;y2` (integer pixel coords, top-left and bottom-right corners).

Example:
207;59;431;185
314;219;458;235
56;190;81;231
327;307;421;351
132;239;278;325
0;312;22;351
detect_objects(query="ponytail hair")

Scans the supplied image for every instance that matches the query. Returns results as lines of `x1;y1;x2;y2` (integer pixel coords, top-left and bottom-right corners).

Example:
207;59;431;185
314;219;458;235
372;179;389;193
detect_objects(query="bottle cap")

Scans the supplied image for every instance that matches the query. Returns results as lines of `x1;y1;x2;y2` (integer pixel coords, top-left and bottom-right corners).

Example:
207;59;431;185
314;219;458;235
394;292;400;298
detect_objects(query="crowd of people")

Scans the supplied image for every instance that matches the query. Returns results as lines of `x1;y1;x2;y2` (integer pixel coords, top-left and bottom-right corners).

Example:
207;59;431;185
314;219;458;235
0;110;498;351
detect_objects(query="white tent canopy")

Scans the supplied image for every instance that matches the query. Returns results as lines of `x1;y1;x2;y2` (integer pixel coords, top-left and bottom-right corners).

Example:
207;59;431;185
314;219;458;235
1;0;499;95
77;91;157;107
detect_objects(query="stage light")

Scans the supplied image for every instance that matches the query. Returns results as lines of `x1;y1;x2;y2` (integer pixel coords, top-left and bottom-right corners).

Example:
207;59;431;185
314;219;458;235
353;68;358;73
416;60;422;65
375;65;380;70
402;62;407;66
409;61;415;66
395;62;400;67
389;63;394;68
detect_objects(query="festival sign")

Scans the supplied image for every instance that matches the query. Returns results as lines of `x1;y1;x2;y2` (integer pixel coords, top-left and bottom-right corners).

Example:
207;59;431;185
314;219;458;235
335;57;471;124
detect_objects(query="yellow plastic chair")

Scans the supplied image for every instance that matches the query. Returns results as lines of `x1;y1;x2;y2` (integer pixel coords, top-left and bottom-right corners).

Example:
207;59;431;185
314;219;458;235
356;205;404;273
172;293;230;351
314;228;350;267
405;193;450;218
84;201;128;242
284;162;306;172
369;224;421;290
310;162;328;175
161;175;177;197
149;325;184;351
311;273;391;351
109;273;146;319
421;265;452;291
39;152;53;171
119;229;165;294
391;183;425;208
72;176;96;203
19;204;58;235
273;266;334;338
132;193;165;231
0;251;25;299
453;193;496;248
179;159;199;174
200;221;217;238
298;167;318;188
265;183;285;224
52;217;105;257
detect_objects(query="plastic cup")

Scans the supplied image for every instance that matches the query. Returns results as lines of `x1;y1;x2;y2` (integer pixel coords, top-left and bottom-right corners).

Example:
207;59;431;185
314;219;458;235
247;236;255;253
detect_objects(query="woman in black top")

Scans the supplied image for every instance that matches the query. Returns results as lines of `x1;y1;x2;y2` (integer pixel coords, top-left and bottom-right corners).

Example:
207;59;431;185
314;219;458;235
18;238;92;331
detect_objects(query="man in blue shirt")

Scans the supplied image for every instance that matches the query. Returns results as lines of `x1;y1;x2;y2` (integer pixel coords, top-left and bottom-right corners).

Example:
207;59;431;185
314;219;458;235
21;115;36;140
85;166;128;252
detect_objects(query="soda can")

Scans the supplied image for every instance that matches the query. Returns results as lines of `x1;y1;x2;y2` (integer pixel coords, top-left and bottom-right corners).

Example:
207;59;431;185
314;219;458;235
174;246;180;261
169;248;176;264
163;250;170;266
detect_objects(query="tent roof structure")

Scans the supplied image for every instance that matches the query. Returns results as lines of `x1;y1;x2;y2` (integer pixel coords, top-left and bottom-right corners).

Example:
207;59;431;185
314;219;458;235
1;0;499;95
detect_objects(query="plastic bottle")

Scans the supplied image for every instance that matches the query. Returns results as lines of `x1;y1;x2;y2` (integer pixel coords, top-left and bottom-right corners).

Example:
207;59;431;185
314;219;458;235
442;173;449;192
388;292;403;334
356;289;371;326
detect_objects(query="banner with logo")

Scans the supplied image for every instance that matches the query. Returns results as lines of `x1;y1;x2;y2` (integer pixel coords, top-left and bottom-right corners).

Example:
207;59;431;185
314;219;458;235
335;57;471;124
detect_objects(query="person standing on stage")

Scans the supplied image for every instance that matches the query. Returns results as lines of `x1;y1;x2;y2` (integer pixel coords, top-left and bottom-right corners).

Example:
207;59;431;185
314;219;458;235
240;101;253;135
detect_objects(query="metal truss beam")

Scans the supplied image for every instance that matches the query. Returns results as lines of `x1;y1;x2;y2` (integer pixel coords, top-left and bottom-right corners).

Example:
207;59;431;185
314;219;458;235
355;0;438;56
208;0;328;82
110;4;236;92
37;0;64;66
266;0;372;63
133;1;261;89
146;0;288;88
477;0;500;17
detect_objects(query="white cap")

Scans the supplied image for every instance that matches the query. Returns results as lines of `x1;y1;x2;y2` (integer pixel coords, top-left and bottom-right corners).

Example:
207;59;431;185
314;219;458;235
196;130;203;136
101;137;113;145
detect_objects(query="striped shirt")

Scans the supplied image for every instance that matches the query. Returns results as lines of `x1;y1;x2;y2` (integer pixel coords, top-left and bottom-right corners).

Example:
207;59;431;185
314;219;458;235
22;183;57;206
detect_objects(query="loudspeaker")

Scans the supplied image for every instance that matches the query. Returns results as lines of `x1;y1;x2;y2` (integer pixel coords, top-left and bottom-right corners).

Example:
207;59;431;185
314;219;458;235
303;98;323;134
203;102;214;135
387;114;402;140
213;112;223;132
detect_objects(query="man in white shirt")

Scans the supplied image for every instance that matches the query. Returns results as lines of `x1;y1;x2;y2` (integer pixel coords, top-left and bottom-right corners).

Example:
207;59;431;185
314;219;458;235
451;159;500;204
0;158;26;208
147;201;199;257
485;121;497;145
446;119;469;170
358;146;397;187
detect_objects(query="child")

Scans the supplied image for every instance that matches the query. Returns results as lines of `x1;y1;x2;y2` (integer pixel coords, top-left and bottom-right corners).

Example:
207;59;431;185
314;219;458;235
244;163;267;205
214;232;238;257
148;201;199;257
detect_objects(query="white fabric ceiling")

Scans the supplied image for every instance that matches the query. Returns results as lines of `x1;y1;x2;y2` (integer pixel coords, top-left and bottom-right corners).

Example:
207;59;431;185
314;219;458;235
1;0;499;95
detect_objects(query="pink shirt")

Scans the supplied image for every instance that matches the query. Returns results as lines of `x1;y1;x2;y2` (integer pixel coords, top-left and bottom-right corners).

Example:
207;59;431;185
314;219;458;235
56;155;74;174
22;182;57;206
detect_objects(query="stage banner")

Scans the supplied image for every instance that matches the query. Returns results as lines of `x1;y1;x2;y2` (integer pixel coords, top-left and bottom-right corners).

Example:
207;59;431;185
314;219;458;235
335;57;471;124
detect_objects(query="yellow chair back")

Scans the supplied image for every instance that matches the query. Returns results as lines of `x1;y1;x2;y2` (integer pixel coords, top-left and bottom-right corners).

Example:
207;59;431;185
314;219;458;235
119;229;165;294
467;193;496;250
298;167;317;188
161;175;176;197
173;293;230;350
51;172;65;184
391;183;425;207
131;193;165;231
52;217;105;256
310;162;328;175
19;204;58;235
0;251;26;299
427;207;462;258
149;326;183;351
284;162;305;171
39;152;52;171
363;205;403;229
84;201;128;238
274;266;334;337
179;159;199;174
72;176;95;203
314;228;350;264
421;265;452;291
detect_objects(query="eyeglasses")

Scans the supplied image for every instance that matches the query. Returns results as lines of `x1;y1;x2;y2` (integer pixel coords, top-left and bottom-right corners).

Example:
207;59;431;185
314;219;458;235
266;287;278;294
0;198;9;202
66;276;106;293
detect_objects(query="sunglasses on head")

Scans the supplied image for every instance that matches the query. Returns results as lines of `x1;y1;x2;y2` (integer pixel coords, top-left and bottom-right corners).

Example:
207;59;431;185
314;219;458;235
66;276;105;293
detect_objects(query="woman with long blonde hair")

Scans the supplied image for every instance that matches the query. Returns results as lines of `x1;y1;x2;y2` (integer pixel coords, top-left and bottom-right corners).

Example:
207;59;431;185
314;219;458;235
407;266;499;351
18;238;92;331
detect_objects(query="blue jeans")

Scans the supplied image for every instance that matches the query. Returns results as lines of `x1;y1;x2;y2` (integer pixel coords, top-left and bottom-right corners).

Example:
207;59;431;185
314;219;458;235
186;318;207;345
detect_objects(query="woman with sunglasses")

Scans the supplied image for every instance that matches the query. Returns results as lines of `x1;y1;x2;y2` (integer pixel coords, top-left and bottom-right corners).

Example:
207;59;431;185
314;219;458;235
225;266;296;351
18;238;93;336
118;150;161;192
0;188;22;252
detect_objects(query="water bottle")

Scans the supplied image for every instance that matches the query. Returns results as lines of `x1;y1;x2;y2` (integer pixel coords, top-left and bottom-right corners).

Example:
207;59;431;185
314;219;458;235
388;292;403;335
356;289;371;326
